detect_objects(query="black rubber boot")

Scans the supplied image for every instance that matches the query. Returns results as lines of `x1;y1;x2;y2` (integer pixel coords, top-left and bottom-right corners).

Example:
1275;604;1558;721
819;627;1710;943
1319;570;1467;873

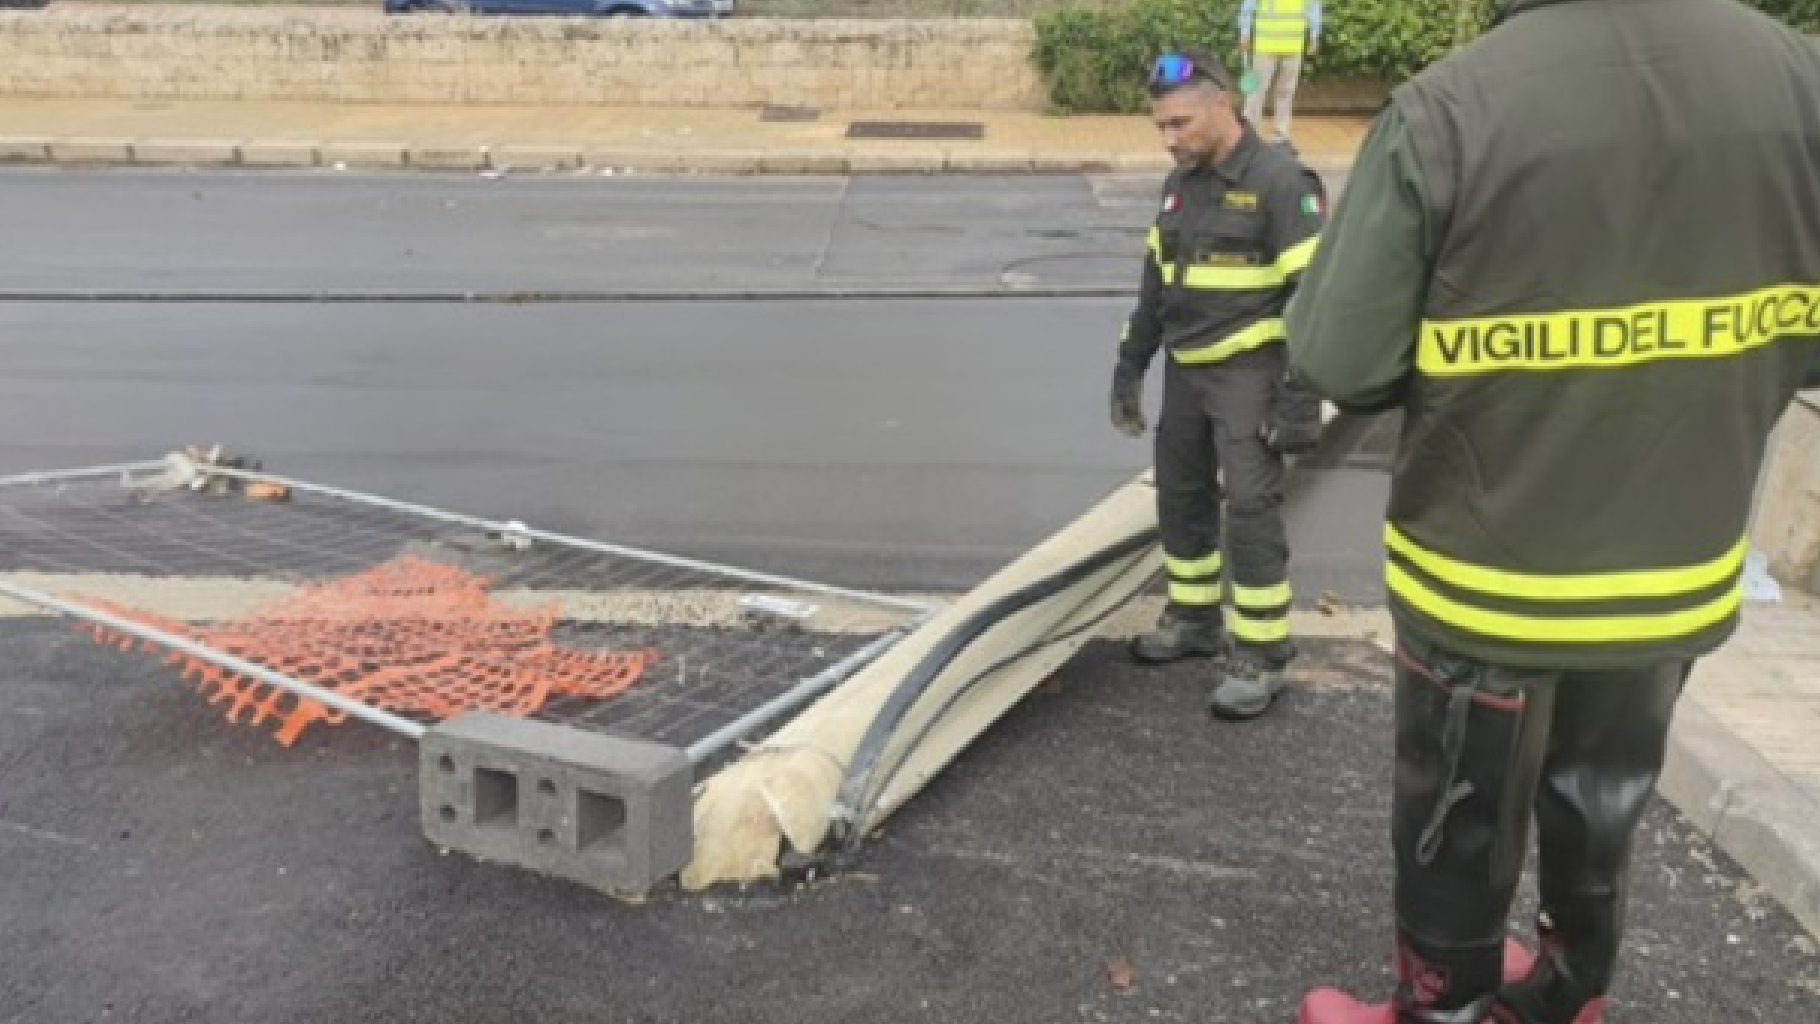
1304;637;1556;1024
1300;932;1500;1024
1494;913;1609;1024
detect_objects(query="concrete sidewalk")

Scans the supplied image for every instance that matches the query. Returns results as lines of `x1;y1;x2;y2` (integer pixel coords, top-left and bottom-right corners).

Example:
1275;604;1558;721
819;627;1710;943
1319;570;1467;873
0;97;1371;174
1661;591;1820;939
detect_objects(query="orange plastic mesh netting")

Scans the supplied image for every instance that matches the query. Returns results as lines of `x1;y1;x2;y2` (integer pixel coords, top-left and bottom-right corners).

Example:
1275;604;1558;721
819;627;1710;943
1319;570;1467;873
68;555;656;745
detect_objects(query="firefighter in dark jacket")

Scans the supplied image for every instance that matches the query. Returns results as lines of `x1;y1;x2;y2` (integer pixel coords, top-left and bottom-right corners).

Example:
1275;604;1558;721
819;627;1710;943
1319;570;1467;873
1285;1;1820;1021
1113;50;1325;721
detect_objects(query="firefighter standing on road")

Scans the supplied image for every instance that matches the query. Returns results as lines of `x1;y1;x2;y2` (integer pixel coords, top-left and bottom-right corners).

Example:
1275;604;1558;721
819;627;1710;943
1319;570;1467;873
1286;1;1820;1021
1112;50;1325;721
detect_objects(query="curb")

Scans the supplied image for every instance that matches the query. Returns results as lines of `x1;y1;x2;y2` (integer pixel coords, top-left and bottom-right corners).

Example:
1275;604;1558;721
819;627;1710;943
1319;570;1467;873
1658;697;1820;938
0;136;1355;177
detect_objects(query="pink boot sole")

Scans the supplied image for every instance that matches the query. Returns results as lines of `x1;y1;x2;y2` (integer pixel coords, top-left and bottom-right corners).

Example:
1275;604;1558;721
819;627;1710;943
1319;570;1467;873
1300;940;1540;1024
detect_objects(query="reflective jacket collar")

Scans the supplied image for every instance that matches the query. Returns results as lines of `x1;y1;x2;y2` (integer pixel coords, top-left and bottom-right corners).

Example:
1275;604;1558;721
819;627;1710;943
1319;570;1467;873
1205;125;1262;186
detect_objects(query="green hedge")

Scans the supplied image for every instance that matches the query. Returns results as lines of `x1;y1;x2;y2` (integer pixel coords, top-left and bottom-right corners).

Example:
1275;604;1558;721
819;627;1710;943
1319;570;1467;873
1034;0;1820;114
1755;0;1820;27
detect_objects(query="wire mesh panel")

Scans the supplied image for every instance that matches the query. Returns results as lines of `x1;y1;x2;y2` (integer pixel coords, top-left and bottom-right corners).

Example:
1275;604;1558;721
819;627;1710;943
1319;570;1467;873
0;460;927;758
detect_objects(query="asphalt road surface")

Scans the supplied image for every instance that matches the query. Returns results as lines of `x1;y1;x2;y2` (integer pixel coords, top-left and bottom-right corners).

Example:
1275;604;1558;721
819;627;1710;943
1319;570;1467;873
0;297;1385;597
3;633;1817;1024
1;170;1155;295
0;168;1377;595
8;170;1812;1024
0;167;1349;296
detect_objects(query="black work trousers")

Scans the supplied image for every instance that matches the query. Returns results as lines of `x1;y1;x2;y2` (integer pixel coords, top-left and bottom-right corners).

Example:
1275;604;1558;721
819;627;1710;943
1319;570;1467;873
1154;346;1291;657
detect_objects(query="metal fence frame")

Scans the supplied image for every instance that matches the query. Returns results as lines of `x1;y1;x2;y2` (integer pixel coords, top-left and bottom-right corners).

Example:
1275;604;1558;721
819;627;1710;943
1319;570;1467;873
0;456;932;765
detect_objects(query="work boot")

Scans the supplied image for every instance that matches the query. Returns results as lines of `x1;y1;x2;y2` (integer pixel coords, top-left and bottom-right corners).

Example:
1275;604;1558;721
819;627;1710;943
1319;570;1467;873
1300;940;1538;1024
1491;996;1607;1024
1297;991;1499;1024
1494;914;1610;1024
1501;940;1538;985
1301;933;1506;1024
1207;646;1288;720
1130;609;1224;664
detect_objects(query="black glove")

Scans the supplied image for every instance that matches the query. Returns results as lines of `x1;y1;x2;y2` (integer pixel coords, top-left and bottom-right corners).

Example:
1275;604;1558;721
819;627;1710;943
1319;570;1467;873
1110;364;1147;438
1264;370;1323;455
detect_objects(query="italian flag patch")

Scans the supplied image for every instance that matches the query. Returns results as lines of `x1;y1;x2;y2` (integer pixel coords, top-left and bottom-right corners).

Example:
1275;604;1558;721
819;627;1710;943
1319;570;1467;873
1302;194;1324;216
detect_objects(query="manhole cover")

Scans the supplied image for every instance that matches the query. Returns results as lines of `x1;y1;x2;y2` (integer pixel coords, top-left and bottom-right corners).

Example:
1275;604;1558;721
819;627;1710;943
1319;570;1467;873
846;121;986;141
760;105;821;123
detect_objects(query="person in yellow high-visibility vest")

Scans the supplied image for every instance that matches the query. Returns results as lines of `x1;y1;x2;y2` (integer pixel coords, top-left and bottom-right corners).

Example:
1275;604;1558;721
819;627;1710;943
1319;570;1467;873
1239;0;1322;142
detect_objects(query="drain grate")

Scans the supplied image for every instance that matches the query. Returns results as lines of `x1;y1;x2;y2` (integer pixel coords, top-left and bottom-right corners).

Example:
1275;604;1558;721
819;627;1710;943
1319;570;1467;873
759;105;822;123
846;121;985;141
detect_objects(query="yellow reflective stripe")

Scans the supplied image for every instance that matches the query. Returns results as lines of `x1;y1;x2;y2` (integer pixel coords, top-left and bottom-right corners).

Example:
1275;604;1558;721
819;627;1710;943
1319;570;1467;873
1230;610;1291;642
1231;581;1292;608
1149;228;1182;285
1172;318;1286;364
1169;582;1224;605
1181;238;1319;289
1385;525;1746;602
1153;223;1316;289
1165;552;1224;578
1277;236;1318;276
1254;33;1308;55
1182;263;1287;290
1417;283;1820;376
1388;563;1742;644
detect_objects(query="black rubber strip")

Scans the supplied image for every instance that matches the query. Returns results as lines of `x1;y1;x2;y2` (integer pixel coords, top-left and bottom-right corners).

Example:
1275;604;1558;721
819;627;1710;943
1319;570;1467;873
831;527;1161;843
827;412;1389;853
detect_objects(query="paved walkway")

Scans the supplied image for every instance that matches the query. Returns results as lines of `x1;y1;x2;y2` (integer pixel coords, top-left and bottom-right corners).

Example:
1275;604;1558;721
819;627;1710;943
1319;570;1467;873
0;98;1372;173
1663;591;1820;938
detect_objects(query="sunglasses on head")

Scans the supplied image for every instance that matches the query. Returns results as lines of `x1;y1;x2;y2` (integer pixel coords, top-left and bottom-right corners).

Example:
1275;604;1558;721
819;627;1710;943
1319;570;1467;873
1151;54;1200;85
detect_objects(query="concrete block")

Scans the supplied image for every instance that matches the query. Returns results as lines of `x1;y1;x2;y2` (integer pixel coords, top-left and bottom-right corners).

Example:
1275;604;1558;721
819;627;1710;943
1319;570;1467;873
1713;778;1820;940
321;140;409;169
1032;151;1116;175
757;150;848;176
240;140;321;168
131;138;242;167
847;150;944;175
1660;701;1752;836
0;136;52;163
584;148;690;175
1752;396;1820;591
47;137;135;165
421;713;693;896
407;144;492;172
945;149;1036;174
1116;152;1177;175
494;144;585;172
1660;699;1820;939
687;149;766;176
